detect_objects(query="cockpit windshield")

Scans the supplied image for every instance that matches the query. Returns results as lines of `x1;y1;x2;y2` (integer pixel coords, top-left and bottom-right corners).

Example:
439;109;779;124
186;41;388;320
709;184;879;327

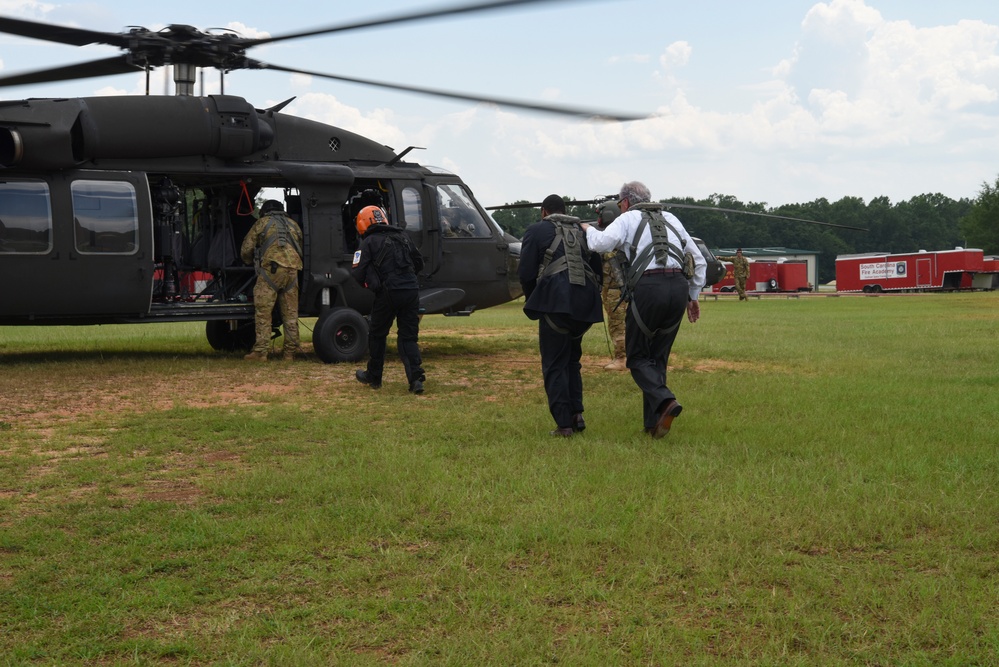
436;183;496;239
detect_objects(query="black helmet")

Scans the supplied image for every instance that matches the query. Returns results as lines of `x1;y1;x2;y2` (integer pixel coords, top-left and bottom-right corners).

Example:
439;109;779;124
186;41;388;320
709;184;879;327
260;199;284;215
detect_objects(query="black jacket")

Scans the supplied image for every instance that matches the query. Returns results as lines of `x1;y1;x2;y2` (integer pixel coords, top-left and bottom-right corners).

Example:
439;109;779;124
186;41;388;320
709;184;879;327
351;225;424;292
519;216;603;323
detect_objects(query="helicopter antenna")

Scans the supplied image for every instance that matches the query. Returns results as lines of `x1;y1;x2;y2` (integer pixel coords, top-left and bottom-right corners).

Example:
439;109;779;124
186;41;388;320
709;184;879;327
387;146;426;166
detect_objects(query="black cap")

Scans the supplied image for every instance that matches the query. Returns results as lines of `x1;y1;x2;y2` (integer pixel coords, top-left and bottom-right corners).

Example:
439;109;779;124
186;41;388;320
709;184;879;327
260;199;284;214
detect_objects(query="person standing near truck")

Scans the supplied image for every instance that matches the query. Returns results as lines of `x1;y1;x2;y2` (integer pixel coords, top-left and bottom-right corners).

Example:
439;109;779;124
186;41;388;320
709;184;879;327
718;248;750;300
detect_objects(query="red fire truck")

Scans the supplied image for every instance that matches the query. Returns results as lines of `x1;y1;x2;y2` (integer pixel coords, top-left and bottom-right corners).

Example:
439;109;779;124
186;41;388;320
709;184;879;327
835;247;994;293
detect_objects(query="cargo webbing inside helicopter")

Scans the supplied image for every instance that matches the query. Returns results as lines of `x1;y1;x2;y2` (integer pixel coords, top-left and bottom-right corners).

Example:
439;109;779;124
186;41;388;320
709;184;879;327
0;94;521;362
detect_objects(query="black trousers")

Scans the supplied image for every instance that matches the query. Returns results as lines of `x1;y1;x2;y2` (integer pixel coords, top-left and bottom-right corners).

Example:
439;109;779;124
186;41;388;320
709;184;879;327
538;313;593;429
625;273;690;429
366;288;425;385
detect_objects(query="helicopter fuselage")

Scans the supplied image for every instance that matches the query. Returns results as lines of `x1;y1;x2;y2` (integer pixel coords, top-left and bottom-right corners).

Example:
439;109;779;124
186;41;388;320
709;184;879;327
0;94;522;360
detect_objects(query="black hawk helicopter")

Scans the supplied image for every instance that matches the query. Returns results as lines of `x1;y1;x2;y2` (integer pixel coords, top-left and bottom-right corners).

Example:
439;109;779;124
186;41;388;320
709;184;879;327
0;1;647;362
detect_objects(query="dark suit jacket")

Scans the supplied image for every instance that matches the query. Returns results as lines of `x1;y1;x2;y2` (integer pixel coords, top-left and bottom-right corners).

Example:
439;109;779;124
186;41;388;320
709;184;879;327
519;217;603;324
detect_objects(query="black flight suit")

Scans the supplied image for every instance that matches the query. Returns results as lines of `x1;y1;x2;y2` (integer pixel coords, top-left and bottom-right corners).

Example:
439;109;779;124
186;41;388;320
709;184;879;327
351;224;426;387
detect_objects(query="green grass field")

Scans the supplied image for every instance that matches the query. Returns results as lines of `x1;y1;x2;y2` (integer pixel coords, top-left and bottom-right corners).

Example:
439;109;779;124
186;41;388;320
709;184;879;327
1;293;997;665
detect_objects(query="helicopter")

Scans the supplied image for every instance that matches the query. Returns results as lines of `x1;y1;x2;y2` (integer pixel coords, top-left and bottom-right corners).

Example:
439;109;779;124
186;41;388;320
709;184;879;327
0;1;648;363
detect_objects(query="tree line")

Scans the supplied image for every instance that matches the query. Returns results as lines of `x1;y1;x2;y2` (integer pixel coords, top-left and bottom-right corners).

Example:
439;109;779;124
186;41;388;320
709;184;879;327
490;180;999;284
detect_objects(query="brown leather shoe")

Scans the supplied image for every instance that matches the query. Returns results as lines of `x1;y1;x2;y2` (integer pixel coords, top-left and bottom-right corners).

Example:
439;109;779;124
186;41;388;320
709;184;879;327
550;427;574;437
651;399;683;439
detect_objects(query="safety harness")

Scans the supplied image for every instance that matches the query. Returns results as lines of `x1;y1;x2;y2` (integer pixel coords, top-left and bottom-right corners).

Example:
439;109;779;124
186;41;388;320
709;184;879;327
537;214;599;286
255;213;302;293
536;214;599;335
622;203;693;339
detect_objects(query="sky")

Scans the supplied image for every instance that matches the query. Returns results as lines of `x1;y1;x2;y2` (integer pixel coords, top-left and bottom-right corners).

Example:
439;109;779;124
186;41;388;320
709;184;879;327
2;0;999;210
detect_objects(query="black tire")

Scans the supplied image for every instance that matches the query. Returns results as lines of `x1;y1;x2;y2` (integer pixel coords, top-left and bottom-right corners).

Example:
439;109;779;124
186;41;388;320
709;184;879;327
314;308;368;363
205;319;255;352
767;278;778;291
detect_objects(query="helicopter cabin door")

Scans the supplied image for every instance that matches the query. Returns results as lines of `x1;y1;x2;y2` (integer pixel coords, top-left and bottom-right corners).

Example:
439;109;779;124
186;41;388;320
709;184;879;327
429;180;511;312
0;172;153;320
394;180;439;276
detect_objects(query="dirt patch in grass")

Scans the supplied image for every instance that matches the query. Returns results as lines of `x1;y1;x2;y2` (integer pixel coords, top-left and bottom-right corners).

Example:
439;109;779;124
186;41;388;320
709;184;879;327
1;347;753;434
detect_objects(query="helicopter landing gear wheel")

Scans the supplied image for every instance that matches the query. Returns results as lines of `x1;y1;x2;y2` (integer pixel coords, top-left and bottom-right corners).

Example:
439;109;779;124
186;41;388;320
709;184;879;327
313;307;368;364
206;319;255;353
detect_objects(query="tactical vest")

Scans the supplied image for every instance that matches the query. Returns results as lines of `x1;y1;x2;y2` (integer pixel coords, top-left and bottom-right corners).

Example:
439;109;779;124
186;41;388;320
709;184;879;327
624;203;691;292
256;213;302;293
258;213;303;262
623;204;693;339
536;214;598;287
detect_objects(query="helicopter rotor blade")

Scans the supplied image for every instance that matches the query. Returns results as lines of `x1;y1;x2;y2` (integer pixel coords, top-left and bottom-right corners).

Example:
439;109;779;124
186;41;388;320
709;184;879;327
0;56;144;88
658;203;868;231
487;199;868;231
242;0;580;47
487;196;615;210
249;60;647;121
0;15;130;47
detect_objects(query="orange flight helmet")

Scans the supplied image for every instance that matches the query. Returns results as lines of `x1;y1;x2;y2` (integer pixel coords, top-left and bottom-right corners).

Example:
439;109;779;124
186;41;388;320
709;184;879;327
356;205;388;235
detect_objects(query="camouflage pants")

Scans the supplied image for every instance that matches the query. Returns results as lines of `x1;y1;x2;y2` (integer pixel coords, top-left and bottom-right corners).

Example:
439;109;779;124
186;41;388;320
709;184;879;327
602;261;626;360
251;265;301;354
734;277;748;300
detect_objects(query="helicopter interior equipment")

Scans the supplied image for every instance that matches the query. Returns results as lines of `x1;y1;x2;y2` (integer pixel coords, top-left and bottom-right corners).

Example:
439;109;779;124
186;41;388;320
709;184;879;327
0;1;647;363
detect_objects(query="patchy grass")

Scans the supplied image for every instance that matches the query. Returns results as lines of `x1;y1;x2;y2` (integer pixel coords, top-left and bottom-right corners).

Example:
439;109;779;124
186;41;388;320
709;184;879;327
1;293;998;665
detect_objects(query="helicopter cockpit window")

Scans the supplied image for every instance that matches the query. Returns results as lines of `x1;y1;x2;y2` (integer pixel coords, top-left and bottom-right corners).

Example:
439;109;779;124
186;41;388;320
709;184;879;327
72;180;139;255
436;184;491;238
401;187;422;232
0;181;52;254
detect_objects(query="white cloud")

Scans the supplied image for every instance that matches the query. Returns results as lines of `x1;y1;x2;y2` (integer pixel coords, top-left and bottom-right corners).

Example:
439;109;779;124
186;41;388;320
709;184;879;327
659;41;692;70
0;0;54;19
223;22;269;40
285;92;407;148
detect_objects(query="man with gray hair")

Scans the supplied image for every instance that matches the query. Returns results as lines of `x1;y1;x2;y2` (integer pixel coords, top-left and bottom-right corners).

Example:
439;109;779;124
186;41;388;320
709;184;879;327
581;181;707;438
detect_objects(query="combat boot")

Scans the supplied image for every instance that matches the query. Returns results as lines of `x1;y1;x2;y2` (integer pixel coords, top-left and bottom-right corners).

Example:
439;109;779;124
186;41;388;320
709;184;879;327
355;369;381;389
244;350;268;362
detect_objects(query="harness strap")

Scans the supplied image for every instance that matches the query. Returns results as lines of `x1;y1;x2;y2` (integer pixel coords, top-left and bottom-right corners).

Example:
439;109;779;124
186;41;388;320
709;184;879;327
258;214;303;259
625;210;687;291
256;262;298;294
537;217;598;287
254;213;301;294
630;300;682;339
543;314;586;339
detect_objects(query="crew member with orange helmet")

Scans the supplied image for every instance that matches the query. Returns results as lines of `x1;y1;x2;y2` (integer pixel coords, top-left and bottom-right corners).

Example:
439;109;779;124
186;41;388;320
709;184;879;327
350;205;427;393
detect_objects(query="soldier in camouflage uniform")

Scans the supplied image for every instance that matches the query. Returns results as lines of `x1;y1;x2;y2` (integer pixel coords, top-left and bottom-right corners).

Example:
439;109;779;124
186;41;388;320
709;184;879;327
240;200;304;361
718;248;750;301
596;201;627;370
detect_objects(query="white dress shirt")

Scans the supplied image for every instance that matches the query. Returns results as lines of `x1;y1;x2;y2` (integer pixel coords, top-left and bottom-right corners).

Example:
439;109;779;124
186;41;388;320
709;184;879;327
585;208;707;301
